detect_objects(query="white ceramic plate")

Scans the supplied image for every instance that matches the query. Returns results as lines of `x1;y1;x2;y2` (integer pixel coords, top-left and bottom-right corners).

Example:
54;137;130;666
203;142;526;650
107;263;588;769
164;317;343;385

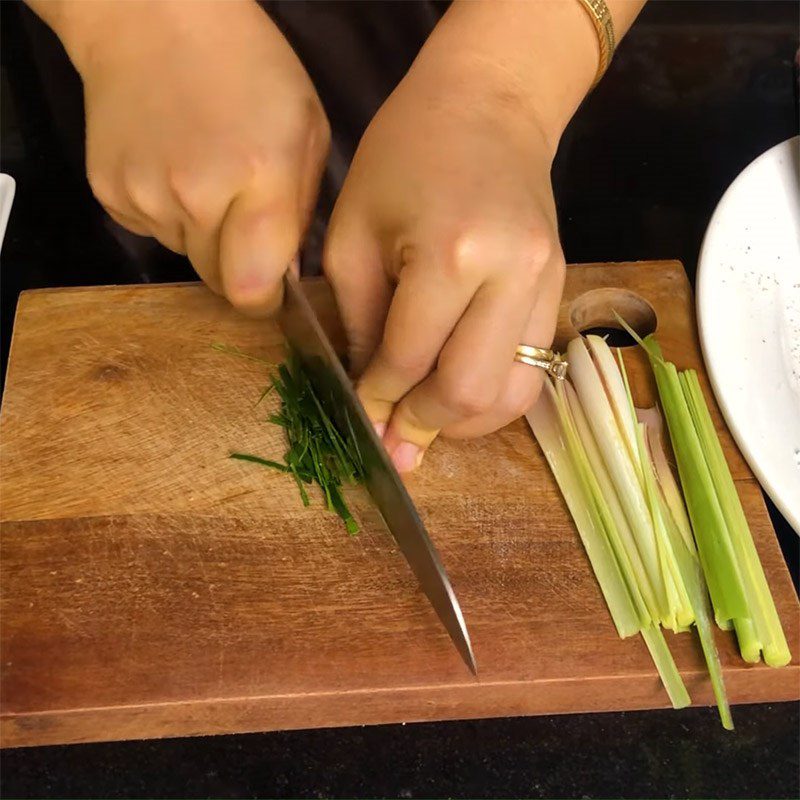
0;173;15;252
698;136;800;533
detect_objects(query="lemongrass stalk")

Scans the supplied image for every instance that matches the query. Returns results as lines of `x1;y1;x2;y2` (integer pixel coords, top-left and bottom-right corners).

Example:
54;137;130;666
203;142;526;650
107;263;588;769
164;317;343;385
658;518;694;631
681;370;791;667
530;380;691;707
684;552;735;731
638;406;695;553
633;415;734;728
615;314;747;633
614;350;692;629
563;382;656;627
679;372;761;662
655;482;734;729
641;625;691;710
733;619;763;664
567;338;668;617
653;474;734;728
616;347;692;629
660;568;681;631
551;379;643;637
636;337;748;625
586;335;642;475
635;421;694;629
526;382;641;638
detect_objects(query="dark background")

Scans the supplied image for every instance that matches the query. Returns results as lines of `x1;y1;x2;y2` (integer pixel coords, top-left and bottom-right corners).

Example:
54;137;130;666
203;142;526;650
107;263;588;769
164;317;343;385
1;1;798;797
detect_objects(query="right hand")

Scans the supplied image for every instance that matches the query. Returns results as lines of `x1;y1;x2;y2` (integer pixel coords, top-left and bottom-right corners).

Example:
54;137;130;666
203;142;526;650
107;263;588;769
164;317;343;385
69;0;329;315
324;47;565;471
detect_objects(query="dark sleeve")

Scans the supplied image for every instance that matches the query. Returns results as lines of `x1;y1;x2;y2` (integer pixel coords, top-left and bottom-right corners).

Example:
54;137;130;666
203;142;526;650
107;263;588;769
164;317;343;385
262;1;449;274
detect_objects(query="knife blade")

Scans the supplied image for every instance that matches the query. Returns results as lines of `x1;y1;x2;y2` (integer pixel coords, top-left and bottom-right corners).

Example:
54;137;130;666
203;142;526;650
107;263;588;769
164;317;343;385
279;273;476;674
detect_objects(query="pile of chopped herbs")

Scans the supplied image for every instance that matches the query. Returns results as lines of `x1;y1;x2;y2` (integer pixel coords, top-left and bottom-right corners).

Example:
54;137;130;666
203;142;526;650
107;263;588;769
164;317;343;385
213;344;365;534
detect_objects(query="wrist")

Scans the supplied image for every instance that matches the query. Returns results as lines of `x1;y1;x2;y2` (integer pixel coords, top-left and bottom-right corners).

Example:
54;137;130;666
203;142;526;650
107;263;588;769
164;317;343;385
424;1;596;147
409;50;570;160
27;1;138;75
29;0;251;77
421;0;643;150
405;59;562;165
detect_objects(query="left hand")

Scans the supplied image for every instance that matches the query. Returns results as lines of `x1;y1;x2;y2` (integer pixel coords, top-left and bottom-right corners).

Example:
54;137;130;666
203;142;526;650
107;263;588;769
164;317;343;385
324;51;566;472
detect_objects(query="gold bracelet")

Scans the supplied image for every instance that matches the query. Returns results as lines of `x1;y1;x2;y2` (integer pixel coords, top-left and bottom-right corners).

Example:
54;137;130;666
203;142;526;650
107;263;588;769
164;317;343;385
574;0;616;88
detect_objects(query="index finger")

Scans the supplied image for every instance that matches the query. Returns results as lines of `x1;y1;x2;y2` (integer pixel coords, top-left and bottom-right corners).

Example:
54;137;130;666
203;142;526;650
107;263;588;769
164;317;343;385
380;273;534;471
356;248;480;431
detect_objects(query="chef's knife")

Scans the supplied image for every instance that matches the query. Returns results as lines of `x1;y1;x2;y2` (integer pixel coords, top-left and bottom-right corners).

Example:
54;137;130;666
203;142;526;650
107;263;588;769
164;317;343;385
279;273;477;674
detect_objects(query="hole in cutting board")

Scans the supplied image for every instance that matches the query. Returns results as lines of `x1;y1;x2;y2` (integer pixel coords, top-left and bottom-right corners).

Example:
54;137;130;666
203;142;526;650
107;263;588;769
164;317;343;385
580;326;640;348
568;288;657;348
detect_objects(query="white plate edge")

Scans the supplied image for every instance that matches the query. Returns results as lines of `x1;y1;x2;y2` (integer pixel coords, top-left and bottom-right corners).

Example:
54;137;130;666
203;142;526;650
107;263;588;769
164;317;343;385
697;136;800;534
0;174;16;253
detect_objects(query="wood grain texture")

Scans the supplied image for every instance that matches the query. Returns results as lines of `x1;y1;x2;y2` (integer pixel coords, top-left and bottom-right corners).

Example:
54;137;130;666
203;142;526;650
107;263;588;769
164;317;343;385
1;261;797;748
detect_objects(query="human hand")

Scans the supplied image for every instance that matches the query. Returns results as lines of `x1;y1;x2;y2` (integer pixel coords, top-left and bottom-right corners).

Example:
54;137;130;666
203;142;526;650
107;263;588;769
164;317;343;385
324;48;565;472
65;0;329;315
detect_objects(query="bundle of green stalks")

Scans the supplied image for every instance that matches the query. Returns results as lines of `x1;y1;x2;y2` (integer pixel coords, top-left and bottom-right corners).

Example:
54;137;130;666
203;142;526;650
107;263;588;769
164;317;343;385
526;328;790;730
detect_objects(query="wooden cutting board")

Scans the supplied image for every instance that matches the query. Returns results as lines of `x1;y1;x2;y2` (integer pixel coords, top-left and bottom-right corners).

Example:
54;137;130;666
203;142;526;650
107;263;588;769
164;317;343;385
1;261;797;748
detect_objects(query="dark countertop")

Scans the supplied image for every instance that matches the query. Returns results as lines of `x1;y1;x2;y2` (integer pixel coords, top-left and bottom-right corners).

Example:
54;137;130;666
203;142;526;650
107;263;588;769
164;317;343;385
1;1;798;798
2;704;798;800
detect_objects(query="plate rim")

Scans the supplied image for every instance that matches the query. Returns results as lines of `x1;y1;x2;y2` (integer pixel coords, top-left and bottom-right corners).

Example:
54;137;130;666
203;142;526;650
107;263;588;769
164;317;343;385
697;135;800;534
0;173;16;253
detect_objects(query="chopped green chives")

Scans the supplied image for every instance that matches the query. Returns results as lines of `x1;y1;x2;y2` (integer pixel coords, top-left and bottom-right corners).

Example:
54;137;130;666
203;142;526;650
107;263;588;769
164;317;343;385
217;346;365;534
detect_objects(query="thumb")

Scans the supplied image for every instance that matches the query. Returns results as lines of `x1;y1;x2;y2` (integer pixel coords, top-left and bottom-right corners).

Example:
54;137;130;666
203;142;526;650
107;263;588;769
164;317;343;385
218;189;301;317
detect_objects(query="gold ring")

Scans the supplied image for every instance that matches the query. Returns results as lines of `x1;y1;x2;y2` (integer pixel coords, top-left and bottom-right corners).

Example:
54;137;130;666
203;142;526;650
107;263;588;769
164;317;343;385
514;344;568;380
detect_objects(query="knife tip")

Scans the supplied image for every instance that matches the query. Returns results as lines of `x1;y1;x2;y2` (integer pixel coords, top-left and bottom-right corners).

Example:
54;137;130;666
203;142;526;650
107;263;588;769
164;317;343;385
459;638;478;676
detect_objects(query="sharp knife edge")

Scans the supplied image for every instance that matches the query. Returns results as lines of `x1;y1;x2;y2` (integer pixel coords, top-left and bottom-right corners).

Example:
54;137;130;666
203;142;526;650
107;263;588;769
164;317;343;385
279;274;477;674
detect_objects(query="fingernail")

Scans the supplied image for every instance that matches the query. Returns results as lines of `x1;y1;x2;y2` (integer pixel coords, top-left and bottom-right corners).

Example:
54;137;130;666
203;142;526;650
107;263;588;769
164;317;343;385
391;441;423;473
373;421;387;439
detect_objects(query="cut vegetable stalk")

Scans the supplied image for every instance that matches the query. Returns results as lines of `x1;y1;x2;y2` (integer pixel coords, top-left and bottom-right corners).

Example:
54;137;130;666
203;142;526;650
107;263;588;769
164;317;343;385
528;373;692;709
617;358;684;631
567;338;669;619
641;625;691;710
636;337;749;626
639;407;696;553
633;419;694;633
681;369;791;667
634;418;698;628
613;352;693;631
614;314;790;668
564;383;658;627
612;335;729;723
587;335;643;477
528;381;641;638
525;330;767;727
640;429;734;729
